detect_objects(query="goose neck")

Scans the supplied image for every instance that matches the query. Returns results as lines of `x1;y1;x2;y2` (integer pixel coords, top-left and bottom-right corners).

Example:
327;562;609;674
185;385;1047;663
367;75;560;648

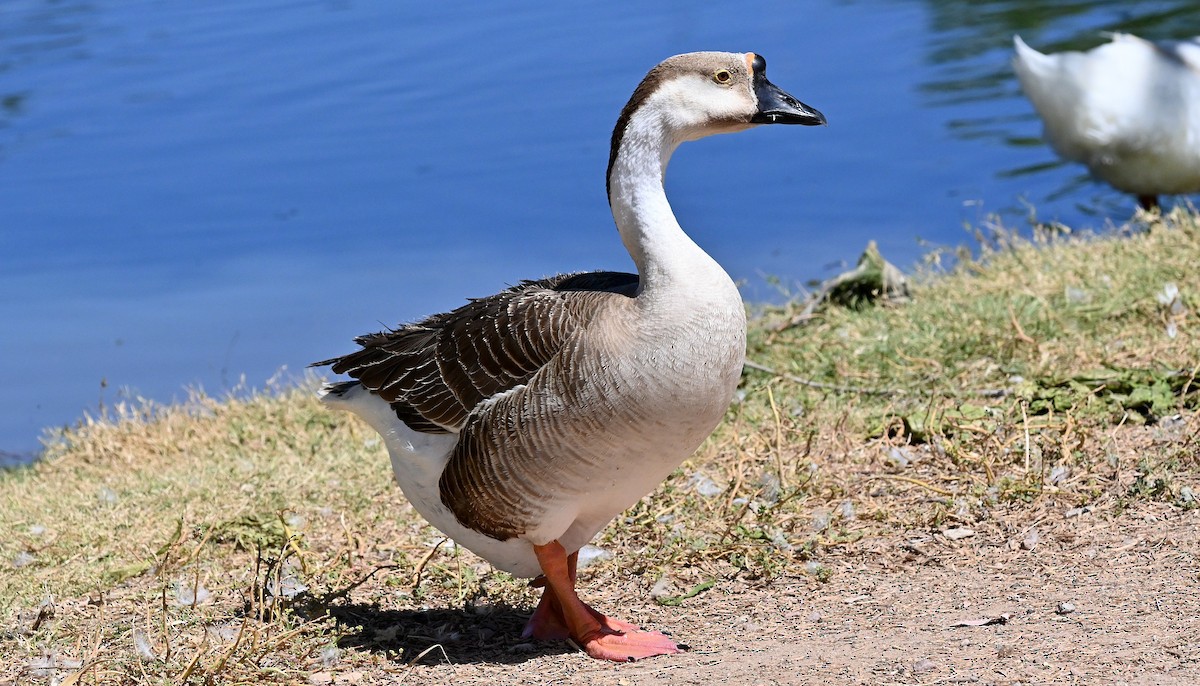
607;117;722;296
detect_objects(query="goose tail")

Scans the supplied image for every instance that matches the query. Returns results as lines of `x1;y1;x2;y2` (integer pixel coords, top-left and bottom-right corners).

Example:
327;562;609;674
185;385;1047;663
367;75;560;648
318;379;364;406
1012;35;1054;80
1012;35;1074;133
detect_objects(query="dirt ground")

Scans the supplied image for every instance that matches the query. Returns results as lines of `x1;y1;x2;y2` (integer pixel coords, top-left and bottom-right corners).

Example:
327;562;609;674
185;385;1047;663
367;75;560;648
306;502;1198;686
5;407;1198;685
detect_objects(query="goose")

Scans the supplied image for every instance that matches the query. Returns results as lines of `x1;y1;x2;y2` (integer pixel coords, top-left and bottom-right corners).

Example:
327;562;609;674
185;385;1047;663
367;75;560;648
1013;34;1200;210
313;51;824;662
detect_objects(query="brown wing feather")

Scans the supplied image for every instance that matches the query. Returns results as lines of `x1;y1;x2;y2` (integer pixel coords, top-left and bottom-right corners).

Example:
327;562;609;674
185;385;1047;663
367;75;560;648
313;271;639;433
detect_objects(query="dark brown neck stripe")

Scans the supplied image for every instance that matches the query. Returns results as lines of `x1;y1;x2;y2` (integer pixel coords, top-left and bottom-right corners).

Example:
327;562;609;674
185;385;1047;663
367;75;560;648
605;62;674;203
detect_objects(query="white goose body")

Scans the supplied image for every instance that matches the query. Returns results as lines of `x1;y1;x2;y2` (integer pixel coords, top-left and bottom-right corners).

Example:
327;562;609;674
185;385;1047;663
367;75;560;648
317;51;824;661
1013;34;1200;206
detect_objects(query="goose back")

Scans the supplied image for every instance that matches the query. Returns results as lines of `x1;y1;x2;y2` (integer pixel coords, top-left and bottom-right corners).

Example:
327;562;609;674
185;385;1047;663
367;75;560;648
315;271;639;433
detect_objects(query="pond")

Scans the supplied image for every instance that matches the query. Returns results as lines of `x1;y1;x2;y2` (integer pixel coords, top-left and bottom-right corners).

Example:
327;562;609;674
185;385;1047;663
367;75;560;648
2;0;1199;461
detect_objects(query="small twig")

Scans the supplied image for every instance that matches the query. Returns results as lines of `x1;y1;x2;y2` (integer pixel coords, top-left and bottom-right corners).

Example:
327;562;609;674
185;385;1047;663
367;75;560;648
411;538;447;591
252;549;265;624
867;474;955;497
267;624;311;651
779;294;824;331
177;523;219;569
160;587;171;662
398;644;453;683
1174;422;1200;463
205;614;249;679
776;271;856;333
1181;360;1200;399
563;637;583;656
774;242;909;333
409;643;451;667
29;599;54;632
766;385;788;489
1021;401;1031;473
191;569;201;610
744;360;900;396
177;632;209;683
1008;304;1037;346
281;524;310;575
55;658;118;686
719;499;754;545
315;563;404;605
656;579;718;606
744;359;1011;398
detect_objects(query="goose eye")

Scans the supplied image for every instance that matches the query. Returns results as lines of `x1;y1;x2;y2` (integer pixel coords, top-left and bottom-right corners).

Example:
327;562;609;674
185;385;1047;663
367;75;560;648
713;69;732;84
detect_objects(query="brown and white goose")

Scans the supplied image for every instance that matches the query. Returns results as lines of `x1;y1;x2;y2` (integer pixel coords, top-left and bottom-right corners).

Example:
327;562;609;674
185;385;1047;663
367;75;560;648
314;51;824;662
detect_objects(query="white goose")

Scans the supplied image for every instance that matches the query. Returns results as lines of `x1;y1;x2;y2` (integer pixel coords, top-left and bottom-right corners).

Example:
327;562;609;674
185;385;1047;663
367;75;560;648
1013;34;1200;210
315;51;824;662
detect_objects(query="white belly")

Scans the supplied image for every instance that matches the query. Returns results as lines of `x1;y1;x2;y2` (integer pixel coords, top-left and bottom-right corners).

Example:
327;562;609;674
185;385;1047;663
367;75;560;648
322;383;544;577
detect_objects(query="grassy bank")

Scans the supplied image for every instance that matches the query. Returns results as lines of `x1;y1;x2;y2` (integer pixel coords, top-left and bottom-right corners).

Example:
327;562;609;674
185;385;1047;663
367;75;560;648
2;209;1197;683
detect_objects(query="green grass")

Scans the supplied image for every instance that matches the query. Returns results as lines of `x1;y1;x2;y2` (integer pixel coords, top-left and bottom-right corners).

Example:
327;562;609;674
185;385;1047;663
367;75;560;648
1;208;1197;683
749;215;1197;426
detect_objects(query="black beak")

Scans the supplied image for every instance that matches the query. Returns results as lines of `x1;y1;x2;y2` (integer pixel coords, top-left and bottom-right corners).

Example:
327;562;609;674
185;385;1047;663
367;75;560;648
748;55;826;126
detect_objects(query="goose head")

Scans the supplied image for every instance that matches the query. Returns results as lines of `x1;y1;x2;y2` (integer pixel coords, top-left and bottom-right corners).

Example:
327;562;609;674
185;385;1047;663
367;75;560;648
614;51;824;141
607;51;825;194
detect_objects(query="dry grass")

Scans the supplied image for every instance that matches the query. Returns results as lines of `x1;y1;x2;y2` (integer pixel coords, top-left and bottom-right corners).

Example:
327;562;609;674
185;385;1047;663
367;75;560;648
1;209;1198;684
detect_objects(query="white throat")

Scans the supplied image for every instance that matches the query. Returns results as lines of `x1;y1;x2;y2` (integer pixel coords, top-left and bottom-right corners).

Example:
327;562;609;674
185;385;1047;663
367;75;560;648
607;82;747;300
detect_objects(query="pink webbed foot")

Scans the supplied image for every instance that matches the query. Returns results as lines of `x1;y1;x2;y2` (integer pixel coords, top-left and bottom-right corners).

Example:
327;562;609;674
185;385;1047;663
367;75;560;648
523;586;649;643
577;616;683;663
586;606;644;635
530;541;685;663
522;589;570;641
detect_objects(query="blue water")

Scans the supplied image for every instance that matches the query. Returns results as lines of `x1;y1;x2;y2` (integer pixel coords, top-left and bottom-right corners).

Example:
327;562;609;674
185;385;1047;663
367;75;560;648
3;0;1200;460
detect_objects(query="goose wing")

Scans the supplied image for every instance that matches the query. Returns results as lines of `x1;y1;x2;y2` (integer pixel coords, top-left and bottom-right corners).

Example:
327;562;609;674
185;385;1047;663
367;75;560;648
315;271;639;433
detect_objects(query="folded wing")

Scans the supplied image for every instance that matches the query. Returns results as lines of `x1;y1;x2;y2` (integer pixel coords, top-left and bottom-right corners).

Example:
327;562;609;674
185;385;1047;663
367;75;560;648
314;271;640;433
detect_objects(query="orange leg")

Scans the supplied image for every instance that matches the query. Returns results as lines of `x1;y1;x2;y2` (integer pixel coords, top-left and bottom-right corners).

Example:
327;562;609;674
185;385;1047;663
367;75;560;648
522;568;570;640
528;541;683;662
524;551;642;639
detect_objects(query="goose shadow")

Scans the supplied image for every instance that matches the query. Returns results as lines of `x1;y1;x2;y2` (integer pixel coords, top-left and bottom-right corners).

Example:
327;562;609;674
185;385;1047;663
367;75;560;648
328;602;575;665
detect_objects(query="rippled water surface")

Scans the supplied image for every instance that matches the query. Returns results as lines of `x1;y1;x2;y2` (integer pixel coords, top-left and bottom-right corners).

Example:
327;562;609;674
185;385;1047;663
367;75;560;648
3;0;1199;459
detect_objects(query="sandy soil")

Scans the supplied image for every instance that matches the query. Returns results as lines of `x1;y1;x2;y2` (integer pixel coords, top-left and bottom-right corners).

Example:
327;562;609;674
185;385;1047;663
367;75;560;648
6;412;1197;685
309;503;1198;686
